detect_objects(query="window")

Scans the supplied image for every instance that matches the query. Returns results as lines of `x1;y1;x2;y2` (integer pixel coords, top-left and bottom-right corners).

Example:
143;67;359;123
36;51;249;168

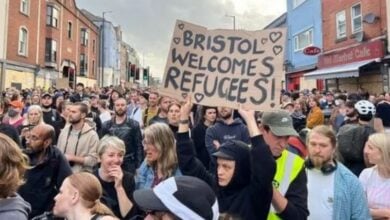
351;4;362;33
45;38;57;62
20;0;29;15
18;27;28;56
80;28;88;46
80;54;88;75
67;22;72;39
294;28;313;51
92;60;95;76
92;39;95;52
336;10;346;39
293;0;306;8
46;5;59;28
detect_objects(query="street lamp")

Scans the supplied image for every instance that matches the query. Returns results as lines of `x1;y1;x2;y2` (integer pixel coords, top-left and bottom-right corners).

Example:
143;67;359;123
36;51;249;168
101;11;112;87
225;14;236;30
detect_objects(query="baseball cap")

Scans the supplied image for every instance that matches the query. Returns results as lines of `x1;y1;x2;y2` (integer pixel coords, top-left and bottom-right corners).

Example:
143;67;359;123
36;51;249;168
9;100;24;110
261;111;298;137
212;140;249;160
133;176;219;220
41;93;52;98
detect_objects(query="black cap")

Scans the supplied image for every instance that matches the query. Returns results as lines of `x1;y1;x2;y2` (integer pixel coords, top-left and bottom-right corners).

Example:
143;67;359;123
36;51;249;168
133;176;219;220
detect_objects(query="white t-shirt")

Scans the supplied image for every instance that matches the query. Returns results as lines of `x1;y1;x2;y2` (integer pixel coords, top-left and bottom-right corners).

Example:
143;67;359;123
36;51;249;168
99;111;112;124
307;168;335;220
359;166;390;209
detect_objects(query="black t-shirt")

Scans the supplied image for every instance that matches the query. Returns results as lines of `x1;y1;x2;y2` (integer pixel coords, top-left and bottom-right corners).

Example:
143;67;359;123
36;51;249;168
376;102;390;127
94;170;138;219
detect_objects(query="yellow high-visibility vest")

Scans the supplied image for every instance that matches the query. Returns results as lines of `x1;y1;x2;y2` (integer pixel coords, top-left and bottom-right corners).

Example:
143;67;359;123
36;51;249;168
267;150;305;220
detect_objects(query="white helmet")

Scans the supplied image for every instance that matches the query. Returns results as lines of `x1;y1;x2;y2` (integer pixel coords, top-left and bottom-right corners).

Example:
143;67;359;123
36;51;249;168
354;100;376;116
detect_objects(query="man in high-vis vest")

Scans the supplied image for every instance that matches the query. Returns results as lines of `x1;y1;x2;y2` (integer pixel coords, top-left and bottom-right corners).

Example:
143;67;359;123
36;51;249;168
260;111;309;220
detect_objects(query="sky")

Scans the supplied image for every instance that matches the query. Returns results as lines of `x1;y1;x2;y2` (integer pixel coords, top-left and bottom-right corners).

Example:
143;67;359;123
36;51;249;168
76;0;286;78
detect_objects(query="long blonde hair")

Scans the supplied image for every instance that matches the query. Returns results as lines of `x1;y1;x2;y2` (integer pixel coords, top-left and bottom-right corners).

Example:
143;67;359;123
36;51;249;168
143;123;178;179
67;172;114;216
367;133;390;167
0;133;29;198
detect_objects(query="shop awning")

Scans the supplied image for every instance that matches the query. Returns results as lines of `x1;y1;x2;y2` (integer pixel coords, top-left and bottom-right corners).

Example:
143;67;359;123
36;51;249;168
304;59;376;80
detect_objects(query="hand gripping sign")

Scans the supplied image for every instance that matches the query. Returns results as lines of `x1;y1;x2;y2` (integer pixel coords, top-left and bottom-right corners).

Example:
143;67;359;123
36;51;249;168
160;20;286;111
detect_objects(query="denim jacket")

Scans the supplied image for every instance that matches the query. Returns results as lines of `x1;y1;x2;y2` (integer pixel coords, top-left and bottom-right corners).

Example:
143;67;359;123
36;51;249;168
333;163;371;220
135;160;182;190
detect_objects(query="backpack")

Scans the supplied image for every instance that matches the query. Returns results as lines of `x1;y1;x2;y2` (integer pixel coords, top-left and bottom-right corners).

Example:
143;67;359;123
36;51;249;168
337;124;375;162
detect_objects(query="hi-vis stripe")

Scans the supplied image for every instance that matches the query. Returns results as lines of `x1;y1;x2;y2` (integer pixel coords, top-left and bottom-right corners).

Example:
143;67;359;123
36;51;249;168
268;150;305;220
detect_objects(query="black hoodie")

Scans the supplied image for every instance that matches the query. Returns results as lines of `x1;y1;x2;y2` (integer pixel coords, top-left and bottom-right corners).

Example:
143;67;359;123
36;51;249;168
176;132;276;219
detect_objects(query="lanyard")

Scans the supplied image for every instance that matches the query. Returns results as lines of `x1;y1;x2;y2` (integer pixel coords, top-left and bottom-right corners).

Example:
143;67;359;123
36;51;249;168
63;123;84;155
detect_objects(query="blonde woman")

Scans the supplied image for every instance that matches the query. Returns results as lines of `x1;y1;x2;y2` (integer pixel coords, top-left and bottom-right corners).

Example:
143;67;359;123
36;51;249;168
359;133;390;219
93;136;137;219
20;105;45;148
136;122;181;189
0;133;31;219
53;172;117;220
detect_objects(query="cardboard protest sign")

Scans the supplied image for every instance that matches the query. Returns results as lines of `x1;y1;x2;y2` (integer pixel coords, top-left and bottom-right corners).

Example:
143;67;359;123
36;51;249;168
55;78;69;89
160;20;286;111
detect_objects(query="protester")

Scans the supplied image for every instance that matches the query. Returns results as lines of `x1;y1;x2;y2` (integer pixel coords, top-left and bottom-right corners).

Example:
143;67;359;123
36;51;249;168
167;102;181;135
101;98;143;173
0;133;31;219
143;91;159;127
192;106;217;170
134;176;219;220
337;100;376;176
176;98;276;219
205;106;250;173
41;93;63;144
57;102;99;172
306;97;324;129
94;135;137;219
98;99;112;123
53;172;117;220
148;96;171;126
69;83;89;103
359;133;390;219
306;125;370;220
374;93;390;133
3;100;24;129
18;124;73;218
136;122;182;189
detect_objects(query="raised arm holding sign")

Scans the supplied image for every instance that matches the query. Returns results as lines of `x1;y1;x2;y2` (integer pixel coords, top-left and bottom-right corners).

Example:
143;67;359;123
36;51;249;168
160;20;286;111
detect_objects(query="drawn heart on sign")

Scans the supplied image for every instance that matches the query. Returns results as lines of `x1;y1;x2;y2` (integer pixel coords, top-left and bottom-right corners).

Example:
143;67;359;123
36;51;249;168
181;93;188;99
261;38;268;45
194;93;204;102
173;37;181;45
178;23;185;30
273;45;283;56
269;32;282;43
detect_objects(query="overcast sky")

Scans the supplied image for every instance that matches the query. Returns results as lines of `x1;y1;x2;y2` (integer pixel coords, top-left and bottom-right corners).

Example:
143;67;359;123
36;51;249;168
76;0;286;78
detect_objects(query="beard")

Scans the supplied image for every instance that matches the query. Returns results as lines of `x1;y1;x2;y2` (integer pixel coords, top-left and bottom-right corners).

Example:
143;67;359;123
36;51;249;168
310;155;333;168
41;104;52;109
220;111;232;120
69;117;82;124
115;109;126;117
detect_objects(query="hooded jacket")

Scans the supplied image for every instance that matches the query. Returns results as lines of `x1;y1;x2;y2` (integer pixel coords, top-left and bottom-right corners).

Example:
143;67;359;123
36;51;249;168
0;193;31;219
177;132;276;219
205;118;250;171
57;122;99;172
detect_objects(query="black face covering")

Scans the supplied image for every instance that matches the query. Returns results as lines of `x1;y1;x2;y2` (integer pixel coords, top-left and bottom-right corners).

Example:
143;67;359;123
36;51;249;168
24;147;45;165
8;109;19;117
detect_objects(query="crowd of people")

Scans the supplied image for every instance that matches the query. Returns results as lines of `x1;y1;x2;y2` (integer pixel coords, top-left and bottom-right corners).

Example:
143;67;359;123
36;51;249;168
0;82;389;220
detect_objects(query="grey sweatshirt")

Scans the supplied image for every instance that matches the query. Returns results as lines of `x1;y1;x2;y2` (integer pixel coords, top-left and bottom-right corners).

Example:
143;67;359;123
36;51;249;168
0;193;31;220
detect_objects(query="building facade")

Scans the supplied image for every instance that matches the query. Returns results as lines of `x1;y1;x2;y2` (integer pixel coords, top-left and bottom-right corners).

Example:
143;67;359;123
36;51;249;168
305;0;388;94
4;0;99;89
285;0;323;91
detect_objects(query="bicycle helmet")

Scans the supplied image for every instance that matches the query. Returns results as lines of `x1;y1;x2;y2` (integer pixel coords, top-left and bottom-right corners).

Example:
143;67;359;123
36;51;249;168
354;100;376;116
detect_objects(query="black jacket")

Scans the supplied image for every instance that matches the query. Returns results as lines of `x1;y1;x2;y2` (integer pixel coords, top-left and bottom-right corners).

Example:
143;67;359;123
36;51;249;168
101;117;143;173
176;132;275;219
18;146;72;218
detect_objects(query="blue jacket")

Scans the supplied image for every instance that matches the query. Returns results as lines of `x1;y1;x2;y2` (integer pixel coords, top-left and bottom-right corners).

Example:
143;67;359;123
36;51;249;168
333;163;371;220
135;160;182;189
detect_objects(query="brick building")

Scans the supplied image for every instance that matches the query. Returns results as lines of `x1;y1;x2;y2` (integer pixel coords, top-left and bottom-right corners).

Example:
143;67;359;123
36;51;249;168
2;0;99;90
305;0;388;94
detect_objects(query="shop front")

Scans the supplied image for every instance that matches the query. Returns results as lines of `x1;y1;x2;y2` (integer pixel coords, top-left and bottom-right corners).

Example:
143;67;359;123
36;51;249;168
304;40;386;93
